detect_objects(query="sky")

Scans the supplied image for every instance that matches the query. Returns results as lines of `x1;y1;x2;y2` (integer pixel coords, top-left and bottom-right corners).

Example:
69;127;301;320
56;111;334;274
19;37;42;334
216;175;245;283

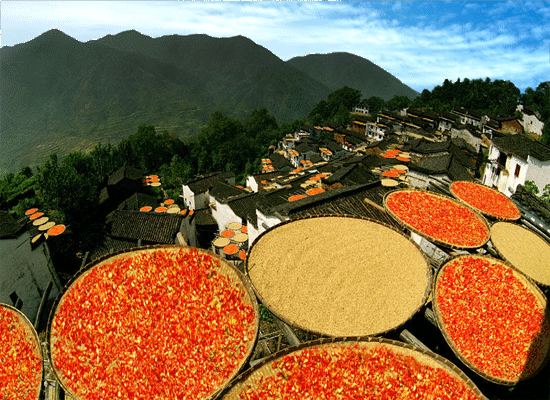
1;1;549;94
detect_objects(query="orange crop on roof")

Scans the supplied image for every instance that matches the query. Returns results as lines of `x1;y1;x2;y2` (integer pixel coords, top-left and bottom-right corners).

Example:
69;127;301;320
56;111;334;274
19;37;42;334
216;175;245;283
188;210;194;216
306;188;325;196
221;230;235;238
382;171;399;178
149;175;158;179
316;174;327;178
397;157;410;162
155;207;167;213
236;185;244;189
47;224;66;236
391;169;406;175
310;176;321;181
180;209;188;215
140;206;153;212
29;212;44;220
150;177;160;183
223;244;239;255
239;250;247;261
261;180;267;185
288;194;307;202
25;208;39;215
381;153;395;158
164;199;175;205
241;226;248;233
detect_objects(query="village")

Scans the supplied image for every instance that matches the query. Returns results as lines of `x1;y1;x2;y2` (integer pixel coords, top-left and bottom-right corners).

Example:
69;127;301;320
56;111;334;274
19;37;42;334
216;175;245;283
1;103;550;399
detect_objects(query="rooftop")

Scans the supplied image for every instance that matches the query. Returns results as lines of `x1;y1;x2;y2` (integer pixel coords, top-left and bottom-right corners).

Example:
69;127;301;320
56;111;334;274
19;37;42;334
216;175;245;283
0;211;24;239
107;210;184;244
492;134;550;162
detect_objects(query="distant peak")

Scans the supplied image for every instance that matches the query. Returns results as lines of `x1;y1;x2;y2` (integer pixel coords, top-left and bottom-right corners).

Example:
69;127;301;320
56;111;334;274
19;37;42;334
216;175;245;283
116;29;149;38
36;29;78;42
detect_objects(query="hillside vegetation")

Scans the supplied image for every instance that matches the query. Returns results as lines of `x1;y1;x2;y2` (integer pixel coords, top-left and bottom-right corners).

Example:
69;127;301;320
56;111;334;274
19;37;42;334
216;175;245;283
0;29;418;174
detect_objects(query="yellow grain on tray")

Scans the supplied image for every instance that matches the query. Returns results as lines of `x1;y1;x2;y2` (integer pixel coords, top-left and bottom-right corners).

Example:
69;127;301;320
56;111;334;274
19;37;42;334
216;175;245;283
490;222;550;286
246;216;431;337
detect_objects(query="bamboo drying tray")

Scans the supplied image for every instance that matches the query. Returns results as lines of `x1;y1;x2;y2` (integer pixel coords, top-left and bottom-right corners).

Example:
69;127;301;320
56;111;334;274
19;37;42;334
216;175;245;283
490;222;550;287
218;337;487;400
383;189;491;249
432;254;550;385
246;215;432;338
449;181;521;221
0;303;43;400
46;245;259;400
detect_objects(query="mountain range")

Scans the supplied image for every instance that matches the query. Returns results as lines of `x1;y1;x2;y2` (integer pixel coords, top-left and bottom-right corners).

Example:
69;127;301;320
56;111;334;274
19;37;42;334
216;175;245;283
0;29;418;174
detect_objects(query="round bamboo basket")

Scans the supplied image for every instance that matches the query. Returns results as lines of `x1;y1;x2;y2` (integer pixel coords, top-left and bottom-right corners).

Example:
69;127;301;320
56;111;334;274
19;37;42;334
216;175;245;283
218;337;487;400
46;245;260;400
0;303;43;400
490;222;550;287
383;189;490;249
246;215;432;338
432;254;550;385
449;181;521;221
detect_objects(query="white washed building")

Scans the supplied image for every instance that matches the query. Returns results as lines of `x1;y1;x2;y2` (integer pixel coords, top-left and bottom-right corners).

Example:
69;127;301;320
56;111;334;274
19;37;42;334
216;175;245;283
482;135;550;197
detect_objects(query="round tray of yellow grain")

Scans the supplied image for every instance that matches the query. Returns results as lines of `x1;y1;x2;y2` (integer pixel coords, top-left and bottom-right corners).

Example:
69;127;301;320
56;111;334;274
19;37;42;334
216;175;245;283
490;221;550;287
245;215;431;338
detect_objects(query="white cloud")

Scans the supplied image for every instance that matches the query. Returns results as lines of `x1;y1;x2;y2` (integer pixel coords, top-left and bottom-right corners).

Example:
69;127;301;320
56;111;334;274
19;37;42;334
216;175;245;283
2;1;547;92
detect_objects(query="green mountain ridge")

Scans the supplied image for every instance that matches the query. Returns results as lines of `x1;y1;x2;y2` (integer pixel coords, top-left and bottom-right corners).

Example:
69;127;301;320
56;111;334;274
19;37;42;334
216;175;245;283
287;52;419;101
0;29;418;174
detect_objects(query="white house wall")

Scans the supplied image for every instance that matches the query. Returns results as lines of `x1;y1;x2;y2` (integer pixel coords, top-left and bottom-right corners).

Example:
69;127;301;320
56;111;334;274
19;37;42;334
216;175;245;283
502;155;528;196
246;176;259;193
182;185;195;209
523;115;544;136
482;144;501;188
248;209;285;246
0;234;62;322
525;156;550;193
212;200;242;232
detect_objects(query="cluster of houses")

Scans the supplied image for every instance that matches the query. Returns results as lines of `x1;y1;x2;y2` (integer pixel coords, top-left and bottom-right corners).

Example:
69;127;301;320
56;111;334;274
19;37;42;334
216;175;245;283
2;102;549;327
1;101;550;399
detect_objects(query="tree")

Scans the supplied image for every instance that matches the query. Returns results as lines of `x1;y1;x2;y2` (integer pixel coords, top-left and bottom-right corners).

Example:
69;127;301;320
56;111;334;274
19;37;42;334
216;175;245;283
308;87;361;126
524;180;539;195
364;96;385;116
386;95;412;111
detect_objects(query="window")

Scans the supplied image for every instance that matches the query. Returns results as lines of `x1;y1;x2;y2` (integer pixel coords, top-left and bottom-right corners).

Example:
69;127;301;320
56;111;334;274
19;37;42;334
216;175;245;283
515;164;521;178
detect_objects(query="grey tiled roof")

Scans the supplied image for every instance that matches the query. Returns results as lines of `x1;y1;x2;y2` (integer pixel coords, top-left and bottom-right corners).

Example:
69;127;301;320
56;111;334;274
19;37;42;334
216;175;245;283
492;134;550;162
209;181;247;203
107;210;183;243
186;172;235;194
107;165;143;186
117;192;159;211
0;211;24;239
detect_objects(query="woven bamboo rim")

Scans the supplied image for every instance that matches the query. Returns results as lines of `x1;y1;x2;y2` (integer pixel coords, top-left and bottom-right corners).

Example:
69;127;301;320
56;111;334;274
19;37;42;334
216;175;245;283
383;189;491;250
449;181;521;221
217;337;487;400
0;303;43;400
46;244;260;400
490;221;550;287
432;254;550;385
245;214;432;338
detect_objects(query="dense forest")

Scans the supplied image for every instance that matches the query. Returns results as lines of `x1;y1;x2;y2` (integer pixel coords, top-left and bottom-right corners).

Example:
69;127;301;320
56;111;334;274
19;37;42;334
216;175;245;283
1;79;549;252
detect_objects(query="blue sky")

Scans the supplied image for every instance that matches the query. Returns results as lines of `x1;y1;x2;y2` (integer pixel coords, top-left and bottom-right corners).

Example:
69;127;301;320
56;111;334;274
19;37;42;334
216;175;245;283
2;1;549;94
